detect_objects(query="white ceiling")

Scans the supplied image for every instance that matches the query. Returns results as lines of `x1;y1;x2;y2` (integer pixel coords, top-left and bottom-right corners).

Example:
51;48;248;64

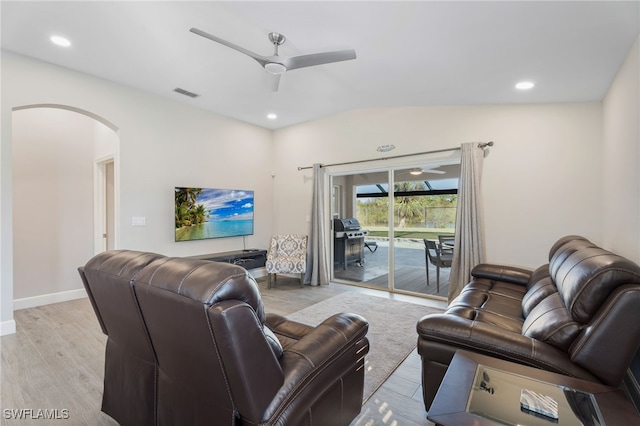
2;1;639;130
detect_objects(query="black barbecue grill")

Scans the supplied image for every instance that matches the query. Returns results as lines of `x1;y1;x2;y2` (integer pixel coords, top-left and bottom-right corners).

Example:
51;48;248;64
333;218;369;270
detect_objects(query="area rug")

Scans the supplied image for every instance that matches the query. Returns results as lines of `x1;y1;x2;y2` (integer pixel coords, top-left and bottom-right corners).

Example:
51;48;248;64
286;292;443;402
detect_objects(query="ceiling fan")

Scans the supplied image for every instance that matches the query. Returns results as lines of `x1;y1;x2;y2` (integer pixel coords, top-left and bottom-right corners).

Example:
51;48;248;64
409;167;446;176
190;28;357;91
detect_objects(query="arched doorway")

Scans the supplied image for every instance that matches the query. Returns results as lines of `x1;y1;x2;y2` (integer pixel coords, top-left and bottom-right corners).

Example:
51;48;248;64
12;105;119;309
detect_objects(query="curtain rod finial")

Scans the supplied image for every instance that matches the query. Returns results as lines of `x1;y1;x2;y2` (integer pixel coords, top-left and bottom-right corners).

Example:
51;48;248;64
478;141;494;149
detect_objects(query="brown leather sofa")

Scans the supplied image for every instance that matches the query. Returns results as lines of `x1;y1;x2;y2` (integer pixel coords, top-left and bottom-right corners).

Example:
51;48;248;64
417;235;640;411
80;251;369;426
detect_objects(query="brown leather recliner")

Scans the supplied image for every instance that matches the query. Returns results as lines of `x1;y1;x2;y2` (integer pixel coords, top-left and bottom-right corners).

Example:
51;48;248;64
78;250;166;426
80;251;369;426
417;235;640;411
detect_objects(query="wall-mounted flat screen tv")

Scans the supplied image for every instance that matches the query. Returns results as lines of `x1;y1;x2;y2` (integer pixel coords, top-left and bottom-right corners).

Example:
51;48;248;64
175;187;254;242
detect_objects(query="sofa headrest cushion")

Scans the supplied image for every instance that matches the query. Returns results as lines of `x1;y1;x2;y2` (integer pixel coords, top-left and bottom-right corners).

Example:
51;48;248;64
551;246;640;323
133;257;267;325
548;236;598;278
84;249;167;281
548;235;592;261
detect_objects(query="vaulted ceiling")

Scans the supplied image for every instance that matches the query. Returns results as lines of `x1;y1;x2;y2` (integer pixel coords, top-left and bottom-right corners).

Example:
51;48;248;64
2;1;639;129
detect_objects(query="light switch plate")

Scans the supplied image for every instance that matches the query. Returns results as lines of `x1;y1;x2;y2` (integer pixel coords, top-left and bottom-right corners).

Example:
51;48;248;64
132;216;146;226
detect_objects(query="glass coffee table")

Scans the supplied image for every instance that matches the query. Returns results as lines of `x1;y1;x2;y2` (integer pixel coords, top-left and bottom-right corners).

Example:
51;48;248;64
427;351;639;425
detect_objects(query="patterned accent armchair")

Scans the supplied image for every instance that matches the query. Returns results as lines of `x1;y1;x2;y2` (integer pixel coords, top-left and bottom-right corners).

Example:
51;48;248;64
265;234;308;288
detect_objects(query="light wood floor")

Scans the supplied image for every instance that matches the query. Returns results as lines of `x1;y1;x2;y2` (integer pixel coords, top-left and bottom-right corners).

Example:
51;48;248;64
1;276;443;425
333;244;451;298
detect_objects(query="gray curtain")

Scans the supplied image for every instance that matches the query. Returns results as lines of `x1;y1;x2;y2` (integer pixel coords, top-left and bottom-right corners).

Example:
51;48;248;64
305;163;329;285
448;143;486;302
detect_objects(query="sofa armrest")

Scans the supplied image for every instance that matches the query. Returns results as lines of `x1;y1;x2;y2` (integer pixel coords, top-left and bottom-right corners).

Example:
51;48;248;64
284;313;368;368
266;313;316;340
263;313;369;422
471;263;533;286
266;312;317;350
571;287;640;386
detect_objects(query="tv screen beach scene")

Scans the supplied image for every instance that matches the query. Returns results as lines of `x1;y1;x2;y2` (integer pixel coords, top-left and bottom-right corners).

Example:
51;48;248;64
175;187;254;241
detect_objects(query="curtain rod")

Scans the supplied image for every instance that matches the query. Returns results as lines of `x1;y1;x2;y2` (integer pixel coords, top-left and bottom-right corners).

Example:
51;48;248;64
297;141;493;171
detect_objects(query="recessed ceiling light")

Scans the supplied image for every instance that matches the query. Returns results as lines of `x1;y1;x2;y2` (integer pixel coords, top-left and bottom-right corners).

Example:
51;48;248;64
377;144;395;152
515;81;535;90
50;35;71;47
267;113;277;120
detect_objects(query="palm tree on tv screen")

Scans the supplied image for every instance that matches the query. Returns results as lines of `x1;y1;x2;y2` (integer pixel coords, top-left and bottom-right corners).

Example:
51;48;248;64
175;187;206;228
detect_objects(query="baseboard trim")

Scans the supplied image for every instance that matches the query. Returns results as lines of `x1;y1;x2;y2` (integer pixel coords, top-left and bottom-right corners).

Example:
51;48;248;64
13;288;88;311
8;270;262;328
9;270;264;311
0;320;16;336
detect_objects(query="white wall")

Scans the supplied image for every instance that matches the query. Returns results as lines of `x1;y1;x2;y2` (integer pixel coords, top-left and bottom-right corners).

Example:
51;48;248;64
1;51;274;332
94;117;118;160
602;35;640;261
273;104;604;269
12;108;99;303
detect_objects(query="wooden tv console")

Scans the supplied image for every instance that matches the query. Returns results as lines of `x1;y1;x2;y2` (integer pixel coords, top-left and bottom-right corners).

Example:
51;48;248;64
185;249;267;270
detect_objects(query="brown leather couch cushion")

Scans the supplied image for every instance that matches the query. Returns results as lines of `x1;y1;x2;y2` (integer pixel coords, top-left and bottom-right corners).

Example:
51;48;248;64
522;291;581;351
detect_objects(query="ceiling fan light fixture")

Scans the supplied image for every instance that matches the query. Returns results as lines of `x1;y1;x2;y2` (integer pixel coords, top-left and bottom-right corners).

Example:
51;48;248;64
265;62;287;74
410;168;423;175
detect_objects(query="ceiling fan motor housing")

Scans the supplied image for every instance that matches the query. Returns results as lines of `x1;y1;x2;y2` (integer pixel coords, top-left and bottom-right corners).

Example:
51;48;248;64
268;32;286;46
265;62;287;74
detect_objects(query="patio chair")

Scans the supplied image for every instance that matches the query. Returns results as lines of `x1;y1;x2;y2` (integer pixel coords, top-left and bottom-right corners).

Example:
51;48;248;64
266;234;308;288
364;241;378;253
424;239;453;293
438;234;455;253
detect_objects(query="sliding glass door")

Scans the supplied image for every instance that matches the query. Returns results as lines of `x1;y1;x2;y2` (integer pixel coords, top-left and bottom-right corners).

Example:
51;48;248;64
331;172;389;288
392;168;457;298
330;162;459;299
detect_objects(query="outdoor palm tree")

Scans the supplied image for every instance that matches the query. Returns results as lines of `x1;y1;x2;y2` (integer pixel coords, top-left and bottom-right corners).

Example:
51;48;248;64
394;182;424;227
355;182;458;235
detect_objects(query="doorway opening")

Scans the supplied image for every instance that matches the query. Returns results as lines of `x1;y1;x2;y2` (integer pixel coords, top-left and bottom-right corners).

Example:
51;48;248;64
12;104;119;308
95;157;116;252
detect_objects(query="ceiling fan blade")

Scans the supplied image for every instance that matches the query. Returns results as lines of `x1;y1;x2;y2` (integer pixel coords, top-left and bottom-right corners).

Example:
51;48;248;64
281;49;356;71
267;72;281;92
423;169;446;174
190;28;268;67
